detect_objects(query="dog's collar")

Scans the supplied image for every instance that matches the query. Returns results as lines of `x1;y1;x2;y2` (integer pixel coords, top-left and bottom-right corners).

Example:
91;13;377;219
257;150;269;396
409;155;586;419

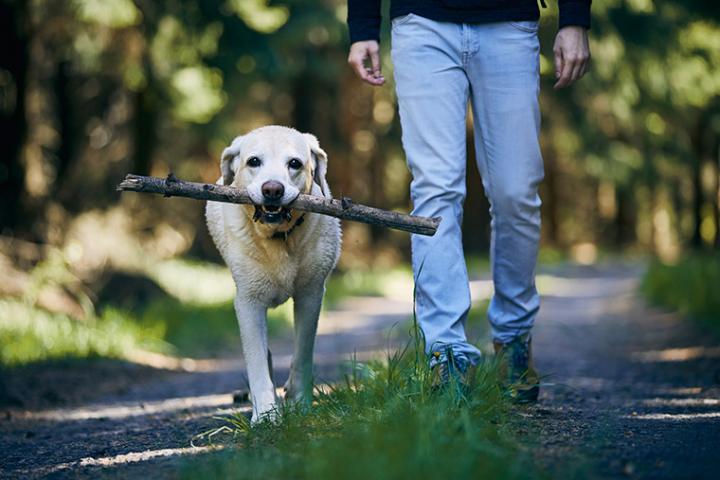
271;213;305;241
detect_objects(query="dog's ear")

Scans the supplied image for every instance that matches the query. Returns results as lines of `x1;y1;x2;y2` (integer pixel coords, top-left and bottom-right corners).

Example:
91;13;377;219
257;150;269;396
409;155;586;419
221;136;244;186
304;133;331;198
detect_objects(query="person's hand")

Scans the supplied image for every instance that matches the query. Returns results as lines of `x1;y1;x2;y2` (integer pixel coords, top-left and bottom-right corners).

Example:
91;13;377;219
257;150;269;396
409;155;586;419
553;26;590;90
348;41;385;86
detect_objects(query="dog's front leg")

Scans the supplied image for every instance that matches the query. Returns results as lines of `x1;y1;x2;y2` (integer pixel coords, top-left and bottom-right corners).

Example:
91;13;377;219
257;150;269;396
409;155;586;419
285;285;324;405
234;296;277;423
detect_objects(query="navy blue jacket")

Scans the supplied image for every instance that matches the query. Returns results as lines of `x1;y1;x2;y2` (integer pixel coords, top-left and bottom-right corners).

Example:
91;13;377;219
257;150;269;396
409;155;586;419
348;0;592;43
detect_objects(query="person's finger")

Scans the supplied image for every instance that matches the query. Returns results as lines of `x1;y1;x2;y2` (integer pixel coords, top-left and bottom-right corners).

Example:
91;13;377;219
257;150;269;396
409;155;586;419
555;63;574;89
569;50;591;85
348;49;384;86
553;45;563;81
554;53;573;89
362;64;384;85
366;46;385;85
578;54;590;79
349;54;373;84
369;48;384;82
574;59;588;81
568;57;584;84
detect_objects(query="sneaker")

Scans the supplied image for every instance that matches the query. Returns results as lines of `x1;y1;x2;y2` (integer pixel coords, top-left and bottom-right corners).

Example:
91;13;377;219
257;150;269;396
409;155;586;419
430;346;472;395
493;334;540;404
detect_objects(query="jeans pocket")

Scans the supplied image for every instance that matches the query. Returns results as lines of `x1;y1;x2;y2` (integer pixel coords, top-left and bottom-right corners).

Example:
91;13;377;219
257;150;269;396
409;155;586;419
509;20;539;33
391;13;415;29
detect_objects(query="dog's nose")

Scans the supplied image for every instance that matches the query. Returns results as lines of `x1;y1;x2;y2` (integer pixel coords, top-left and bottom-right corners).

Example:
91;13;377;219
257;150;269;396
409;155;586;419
261;181;285;201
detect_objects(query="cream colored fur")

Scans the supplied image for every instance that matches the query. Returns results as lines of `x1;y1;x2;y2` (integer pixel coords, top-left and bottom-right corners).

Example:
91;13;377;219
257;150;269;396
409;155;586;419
205;126;341;422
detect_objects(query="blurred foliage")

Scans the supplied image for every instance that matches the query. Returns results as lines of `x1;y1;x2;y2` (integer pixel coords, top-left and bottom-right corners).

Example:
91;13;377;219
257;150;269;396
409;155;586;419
537;0;720;257
138;299;290;357
323;266;411;306
0;298;167;365
25;247;95;316
465;300;491;333
642;254;720;329
2;0;715;267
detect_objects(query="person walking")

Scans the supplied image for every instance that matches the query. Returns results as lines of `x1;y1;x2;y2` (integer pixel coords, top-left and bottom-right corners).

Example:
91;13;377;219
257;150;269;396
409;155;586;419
347;0;591;402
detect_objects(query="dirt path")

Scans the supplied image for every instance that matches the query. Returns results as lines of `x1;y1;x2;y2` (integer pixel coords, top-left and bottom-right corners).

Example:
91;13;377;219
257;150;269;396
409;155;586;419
530;264;720;479
1;263;719;479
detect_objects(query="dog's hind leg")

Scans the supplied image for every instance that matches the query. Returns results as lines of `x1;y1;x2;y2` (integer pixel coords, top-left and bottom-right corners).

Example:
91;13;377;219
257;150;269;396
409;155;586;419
267;349;275;386
234;297;278;423
285;285;325;405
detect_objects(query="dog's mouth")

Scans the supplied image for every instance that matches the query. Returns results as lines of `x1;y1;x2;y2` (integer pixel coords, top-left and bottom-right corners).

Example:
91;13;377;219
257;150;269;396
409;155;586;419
253;205;292;224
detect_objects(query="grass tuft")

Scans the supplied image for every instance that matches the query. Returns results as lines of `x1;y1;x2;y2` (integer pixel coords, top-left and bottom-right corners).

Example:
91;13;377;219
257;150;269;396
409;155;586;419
642;254;720;329
184;345;541;480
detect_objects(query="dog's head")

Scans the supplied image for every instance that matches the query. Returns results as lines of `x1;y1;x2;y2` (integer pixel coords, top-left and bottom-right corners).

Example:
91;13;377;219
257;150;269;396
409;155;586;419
220;126;331;224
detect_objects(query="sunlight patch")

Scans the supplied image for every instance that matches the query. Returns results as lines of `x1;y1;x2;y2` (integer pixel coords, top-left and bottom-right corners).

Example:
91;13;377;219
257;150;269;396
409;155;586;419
46;446;221;475
75;0;141;28
226;0;289;34
626;412;720;421
641;398;720;407
23;393;244;422
632;346;720;363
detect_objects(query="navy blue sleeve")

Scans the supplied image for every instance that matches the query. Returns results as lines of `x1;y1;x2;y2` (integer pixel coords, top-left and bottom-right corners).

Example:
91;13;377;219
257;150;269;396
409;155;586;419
558;0;592;29
347;0;382;43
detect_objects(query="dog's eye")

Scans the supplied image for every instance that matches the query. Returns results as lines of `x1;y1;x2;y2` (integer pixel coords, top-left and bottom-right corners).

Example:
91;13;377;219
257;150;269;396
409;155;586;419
288;158;303;170
246;156;262;167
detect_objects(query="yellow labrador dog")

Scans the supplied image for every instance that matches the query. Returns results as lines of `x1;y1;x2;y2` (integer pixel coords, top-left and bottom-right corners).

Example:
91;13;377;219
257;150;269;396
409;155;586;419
206;126;341;422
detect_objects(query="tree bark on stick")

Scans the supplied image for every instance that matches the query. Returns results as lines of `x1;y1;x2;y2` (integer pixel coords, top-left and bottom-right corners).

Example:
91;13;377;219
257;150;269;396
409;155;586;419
117;174;441;236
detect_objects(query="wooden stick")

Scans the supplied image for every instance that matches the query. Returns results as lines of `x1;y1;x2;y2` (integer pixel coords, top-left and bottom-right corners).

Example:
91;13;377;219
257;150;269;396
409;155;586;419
117;174;441;236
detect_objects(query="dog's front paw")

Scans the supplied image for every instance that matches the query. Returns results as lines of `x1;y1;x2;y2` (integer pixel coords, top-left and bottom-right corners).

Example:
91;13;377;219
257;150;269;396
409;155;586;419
283;377;312;407
250;391;280;424
251;403;279;424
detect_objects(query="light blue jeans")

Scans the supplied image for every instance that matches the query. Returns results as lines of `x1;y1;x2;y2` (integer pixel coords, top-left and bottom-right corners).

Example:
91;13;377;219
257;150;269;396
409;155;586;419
391;14;544;367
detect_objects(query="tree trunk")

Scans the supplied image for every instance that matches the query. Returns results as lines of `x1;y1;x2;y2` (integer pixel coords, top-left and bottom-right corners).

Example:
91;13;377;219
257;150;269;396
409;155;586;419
541;150;560;246
0;0;29;232
292;57;314;134
53;60;77;197
464;121;491;253
690;154;704;250
132;85;157;176
714;144;720;250
131;1;159;177
614;186;635;247
690;102;720;250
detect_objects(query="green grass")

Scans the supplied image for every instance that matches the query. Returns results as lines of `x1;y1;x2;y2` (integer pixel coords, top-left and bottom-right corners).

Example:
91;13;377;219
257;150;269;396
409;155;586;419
465;249;571;278
137;299;291;357
323;267;412;307
466;299;491;331
0;257;484;366
0;299;168;366
466;254;492;278
0;261;414;366
642;253;720;329
134;266;413;357
183;346;543;480
0;265;395;366
0;296;295;365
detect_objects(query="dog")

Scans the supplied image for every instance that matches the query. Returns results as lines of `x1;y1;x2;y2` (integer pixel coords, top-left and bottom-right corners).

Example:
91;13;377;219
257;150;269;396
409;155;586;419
205;125;341;422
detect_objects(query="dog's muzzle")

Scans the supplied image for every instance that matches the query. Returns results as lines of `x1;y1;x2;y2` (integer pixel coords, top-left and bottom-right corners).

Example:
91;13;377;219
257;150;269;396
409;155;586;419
253;204;293;224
